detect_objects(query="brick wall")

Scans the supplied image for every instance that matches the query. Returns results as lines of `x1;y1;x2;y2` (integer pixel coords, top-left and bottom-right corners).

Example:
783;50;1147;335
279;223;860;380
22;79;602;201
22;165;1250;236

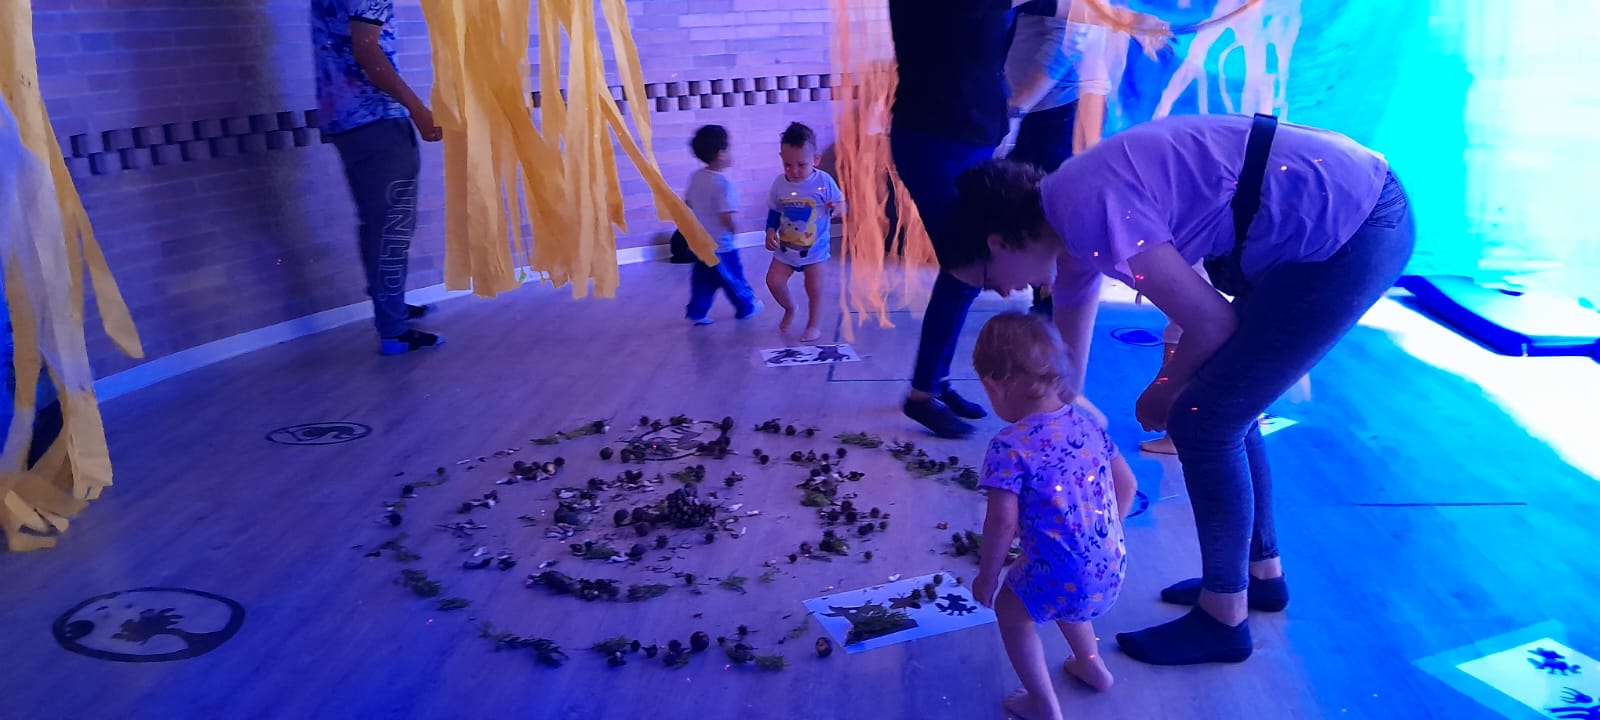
29;0;840;377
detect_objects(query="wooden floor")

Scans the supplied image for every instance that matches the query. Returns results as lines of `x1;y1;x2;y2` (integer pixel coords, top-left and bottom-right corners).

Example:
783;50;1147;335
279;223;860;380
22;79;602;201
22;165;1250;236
2;247;1598;720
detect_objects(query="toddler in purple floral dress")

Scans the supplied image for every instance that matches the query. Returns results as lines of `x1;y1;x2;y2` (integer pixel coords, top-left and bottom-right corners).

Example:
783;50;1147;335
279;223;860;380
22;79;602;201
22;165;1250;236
970;312;1137;720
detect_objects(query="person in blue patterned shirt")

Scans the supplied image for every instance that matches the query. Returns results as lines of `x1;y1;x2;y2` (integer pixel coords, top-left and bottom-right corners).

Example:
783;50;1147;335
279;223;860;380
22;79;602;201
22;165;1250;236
311;0;445;354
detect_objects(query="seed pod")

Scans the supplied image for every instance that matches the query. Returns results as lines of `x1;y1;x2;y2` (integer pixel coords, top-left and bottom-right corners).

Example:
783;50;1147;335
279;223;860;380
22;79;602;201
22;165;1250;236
600;447;614;460
815;638;833;658
690;632;711;652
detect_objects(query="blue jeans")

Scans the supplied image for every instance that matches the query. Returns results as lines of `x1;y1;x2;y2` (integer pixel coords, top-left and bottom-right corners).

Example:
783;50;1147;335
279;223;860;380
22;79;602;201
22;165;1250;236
891;129;997;393
1169;171;1416;594
686;250;757;320
330;118;420;339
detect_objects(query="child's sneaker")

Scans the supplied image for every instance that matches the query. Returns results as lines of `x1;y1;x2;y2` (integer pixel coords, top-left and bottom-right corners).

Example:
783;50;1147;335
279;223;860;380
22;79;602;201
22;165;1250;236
689;316;714;326
381;329;445;355
407;303;434;320
736;301;764;320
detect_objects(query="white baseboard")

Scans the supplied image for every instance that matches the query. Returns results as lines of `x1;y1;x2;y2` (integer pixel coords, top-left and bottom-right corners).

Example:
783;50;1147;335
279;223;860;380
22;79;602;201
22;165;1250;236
93;232;771;402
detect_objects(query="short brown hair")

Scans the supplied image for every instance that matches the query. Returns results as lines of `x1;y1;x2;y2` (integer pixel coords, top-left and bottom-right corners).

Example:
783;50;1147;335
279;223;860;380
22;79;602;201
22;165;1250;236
972;312;1072;400
780;122;816;150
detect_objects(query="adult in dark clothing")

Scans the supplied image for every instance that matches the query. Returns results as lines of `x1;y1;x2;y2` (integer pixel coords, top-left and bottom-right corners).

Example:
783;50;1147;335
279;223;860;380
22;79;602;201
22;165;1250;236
890;0;1164;437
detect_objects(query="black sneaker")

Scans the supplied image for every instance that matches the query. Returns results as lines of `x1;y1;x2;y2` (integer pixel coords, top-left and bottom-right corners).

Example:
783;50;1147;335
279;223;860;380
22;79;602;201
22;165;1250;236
381;329;445;355
407;304;434;320
904;397;974;438
938;385;988;420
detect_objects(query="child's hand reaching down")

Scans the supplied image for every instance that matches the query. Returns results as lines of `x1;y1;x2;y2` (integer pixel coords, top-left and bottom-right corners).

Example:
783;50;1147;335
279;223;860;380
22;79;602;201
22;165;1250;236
765;230;779;252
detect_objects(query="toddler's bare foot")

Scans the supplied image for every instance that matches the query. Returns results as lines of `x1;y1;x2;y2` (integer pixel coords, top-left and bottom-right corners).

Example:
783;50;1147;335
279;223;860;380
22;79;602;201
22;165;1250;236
1062;654;1114;691
800;325;822;342
1002;689;1062;720
779;310;794;335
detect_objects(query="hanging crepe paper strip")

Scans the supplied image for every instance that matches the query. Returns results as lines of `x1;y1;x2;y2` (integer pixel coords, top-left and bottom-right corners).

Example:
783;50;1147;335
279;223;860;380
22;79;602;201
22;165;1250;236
1;2;144;551
419;0;719;300
828;0;1289;339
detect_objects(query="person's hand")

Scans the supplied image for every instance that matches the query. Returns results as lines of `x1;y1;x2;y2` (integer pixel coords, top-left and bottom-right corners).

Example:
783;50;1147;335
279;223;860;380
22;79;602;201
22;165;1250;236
1135;378;1179;432
411;105;443;142
765;232;779;252
1131;22;1175;60
972;572;1002;610
1088;1;1174;60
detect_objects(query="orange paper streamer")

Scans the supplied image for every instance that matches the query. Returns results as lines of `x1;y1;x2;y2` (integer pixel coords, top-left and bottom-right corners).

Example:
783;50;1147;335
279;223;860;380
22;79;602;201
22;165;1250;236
829;1;938;341
830;0;1294;333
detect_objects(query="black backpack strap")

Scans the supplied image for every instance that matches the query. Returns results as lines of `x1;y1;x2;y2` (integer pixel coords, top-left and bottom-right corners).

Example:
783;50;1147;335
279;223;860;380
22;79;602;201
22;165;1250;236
1231;113;1279;250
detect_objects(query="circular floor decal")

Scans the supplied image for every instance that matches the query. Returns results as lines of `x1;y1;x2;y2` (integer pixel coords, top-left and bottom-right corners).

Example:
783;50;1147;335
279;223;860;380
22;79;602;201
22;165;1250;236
267;422;371;446
1128;491;1150;519
1110;328;1164;347
54;588;245;663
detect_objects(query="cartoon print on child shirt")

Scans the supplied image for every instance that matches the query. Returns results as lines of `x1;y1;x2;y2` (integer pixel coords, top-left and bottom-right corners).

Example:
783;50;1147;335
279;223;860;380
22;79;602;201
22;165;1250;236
777;195;820;255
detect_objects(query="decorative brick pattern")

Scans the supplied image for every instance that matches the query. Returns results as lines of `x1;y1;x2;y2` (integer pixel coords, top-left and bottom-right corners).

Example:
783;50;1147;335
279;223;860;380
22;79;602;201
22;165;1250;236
61;75;839;178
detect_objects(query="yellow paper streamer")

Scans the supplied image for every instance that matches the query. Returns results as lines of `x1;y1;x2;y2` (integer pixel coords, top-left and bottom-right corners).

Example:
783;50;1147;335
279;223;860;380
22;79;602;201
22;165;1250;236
420;0;719;300
1;1;144;551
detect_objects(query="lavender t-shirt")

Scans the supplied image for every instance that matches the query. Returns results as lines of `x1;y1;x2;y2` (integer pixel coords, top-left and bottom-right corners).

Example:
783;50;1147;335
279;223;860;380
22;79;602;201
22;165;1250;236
1044;114;1390;304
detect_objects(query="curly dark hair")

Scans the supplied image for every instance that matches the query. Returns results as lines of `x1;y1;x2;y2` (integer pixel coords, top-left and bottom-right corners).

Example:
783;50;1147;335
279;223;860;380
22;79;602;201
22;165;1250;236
780;122;816;150
946;159;1051;270
690;125;730;164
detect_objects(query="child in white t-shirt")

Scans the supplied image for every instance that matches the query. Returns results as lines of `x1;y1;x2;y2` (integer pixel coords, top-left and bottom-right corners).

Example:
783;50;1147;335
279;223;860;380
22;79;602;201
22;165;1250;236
764;123;844;342
683;125;761;324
